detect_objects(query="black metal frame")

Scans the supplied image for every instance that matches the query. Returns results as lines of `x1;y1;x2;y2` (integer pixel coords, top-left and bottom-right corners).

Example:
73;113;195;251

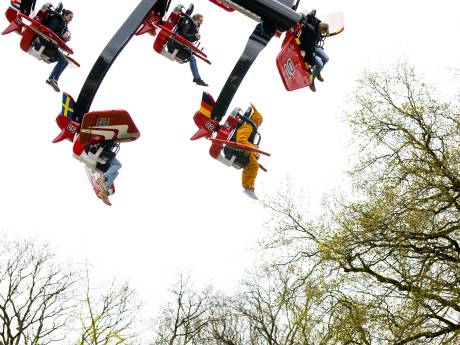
73;0;169;122
72;0;302;125
210;0;302;122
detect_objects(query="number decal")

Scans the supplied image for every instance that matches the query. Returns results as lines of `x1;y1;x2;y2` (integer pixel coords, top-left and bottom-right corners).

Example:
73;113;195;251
96;117;110;126
284;59;295;79
205;121;215;131
66;124;77;133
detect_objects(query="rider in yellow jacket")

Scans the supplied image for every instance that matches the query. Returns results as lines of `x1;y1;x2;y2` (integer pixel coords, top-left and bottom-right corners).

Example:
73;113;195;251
236;104;263;200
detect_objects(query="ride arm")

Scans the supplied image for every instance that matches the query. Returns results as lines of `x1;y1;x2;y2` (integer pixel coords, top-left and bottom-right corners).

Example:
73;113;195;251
221;0;301;32
74;0;166;122
211;23;275;122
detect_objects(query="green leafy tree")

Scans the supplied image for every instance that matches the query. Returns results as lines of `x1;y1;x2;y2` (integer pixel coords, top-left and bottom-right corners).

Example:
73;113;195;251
263;64;460;344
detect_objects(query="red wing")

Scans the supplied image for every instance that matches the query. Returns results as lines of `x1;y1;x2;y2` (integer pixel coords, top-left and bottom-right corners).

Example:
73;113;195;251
192;51;211;65
320;12;344;37
17;12;74;54
276;33;312;91
208;0;235;12
210;138;271;156
2;14;22;35
79;110;141;144
153;23;211;64
53;114;80;143
65;54;80;68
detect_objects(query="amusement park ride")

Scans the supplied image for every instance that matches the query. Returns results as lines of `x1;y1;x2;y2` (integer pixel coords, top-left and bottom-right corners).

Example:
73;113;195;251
3;0;79;66
3;0;343;202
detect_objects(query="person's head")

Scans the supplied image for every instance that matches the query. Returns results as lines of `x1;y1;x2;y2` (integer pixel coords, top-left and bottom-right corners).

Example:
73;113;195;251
251;109;263;127
192;14;203;26
318;22;329;35
62;9;73;23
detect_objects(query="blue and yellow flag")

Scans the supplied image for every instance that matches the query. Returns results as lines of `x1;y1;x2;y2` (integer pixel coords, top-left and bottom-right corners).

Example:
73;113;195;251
61;93;75;120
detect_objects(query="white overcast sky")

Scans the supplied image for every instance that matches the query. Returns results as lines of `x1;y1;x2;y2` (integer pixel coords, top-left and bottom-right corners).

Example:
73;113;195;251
0;0;459;316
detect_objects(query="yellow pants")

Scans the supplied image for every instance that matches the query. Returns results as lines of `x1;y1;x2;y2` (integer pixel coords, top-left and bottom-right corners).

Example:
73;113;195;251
242;153;259;190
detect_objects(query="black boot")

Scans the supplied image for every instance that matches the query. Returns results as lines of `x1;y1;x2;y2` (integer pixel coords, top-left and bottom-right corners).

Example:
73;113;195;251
193;78;208;87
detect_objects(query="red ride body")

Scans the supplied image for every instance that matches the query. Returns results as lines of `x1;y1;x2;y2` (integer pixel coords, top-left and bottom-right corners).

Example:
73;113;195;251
137;6;211;64
191;91;218;140
153;8;181;54
79;110;141;144
5;0;19;22
53;115;80;143
209;114;239;158
276;25;312;91
3;1;23;34
136;12;160;36
3;3;78;66
276;13;344;91
191;92;270;161
18;12;73;54
5;7;17;24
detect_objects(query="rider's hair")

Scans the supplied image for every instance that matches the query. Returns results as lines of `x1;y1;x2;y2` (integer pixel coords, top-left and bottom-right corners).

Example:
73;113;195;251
62;9;73;16
192;14;203;21
318;22;329;34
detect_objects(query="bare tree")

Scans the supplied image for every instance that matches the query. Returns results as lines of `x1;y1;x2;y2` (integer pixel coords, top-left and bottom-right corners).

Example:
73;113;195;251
0;237;75;345
76;265;141;345
204;294;247;345
151;266;372;345
151;275;211;345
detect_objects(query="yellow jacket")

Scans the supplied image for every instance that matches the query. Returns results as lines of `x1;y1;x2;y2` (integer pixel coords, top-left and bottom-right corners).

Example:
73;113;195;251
235;104;264;190
236;105;263;146
236;122;254;146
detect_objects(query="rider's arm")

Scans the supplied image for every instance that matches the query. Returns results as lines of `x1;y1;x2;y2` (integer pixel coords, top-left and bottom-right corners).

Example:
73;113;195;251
46;16;65;39
178;21;198;42
303;22;315;33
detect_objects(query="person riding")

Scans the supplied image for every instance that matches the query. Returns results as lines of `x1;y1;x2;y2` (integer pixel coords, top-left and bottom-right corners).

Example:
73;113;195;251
44;8;73;92
235;104;264;200
298;9;329;92
84;140;122;206
177;13;208;86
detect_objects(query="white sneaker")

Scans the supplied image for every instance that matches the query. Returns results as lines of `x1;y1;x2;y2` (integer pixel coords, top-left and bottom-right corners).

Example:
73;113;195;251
243;188;259;200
